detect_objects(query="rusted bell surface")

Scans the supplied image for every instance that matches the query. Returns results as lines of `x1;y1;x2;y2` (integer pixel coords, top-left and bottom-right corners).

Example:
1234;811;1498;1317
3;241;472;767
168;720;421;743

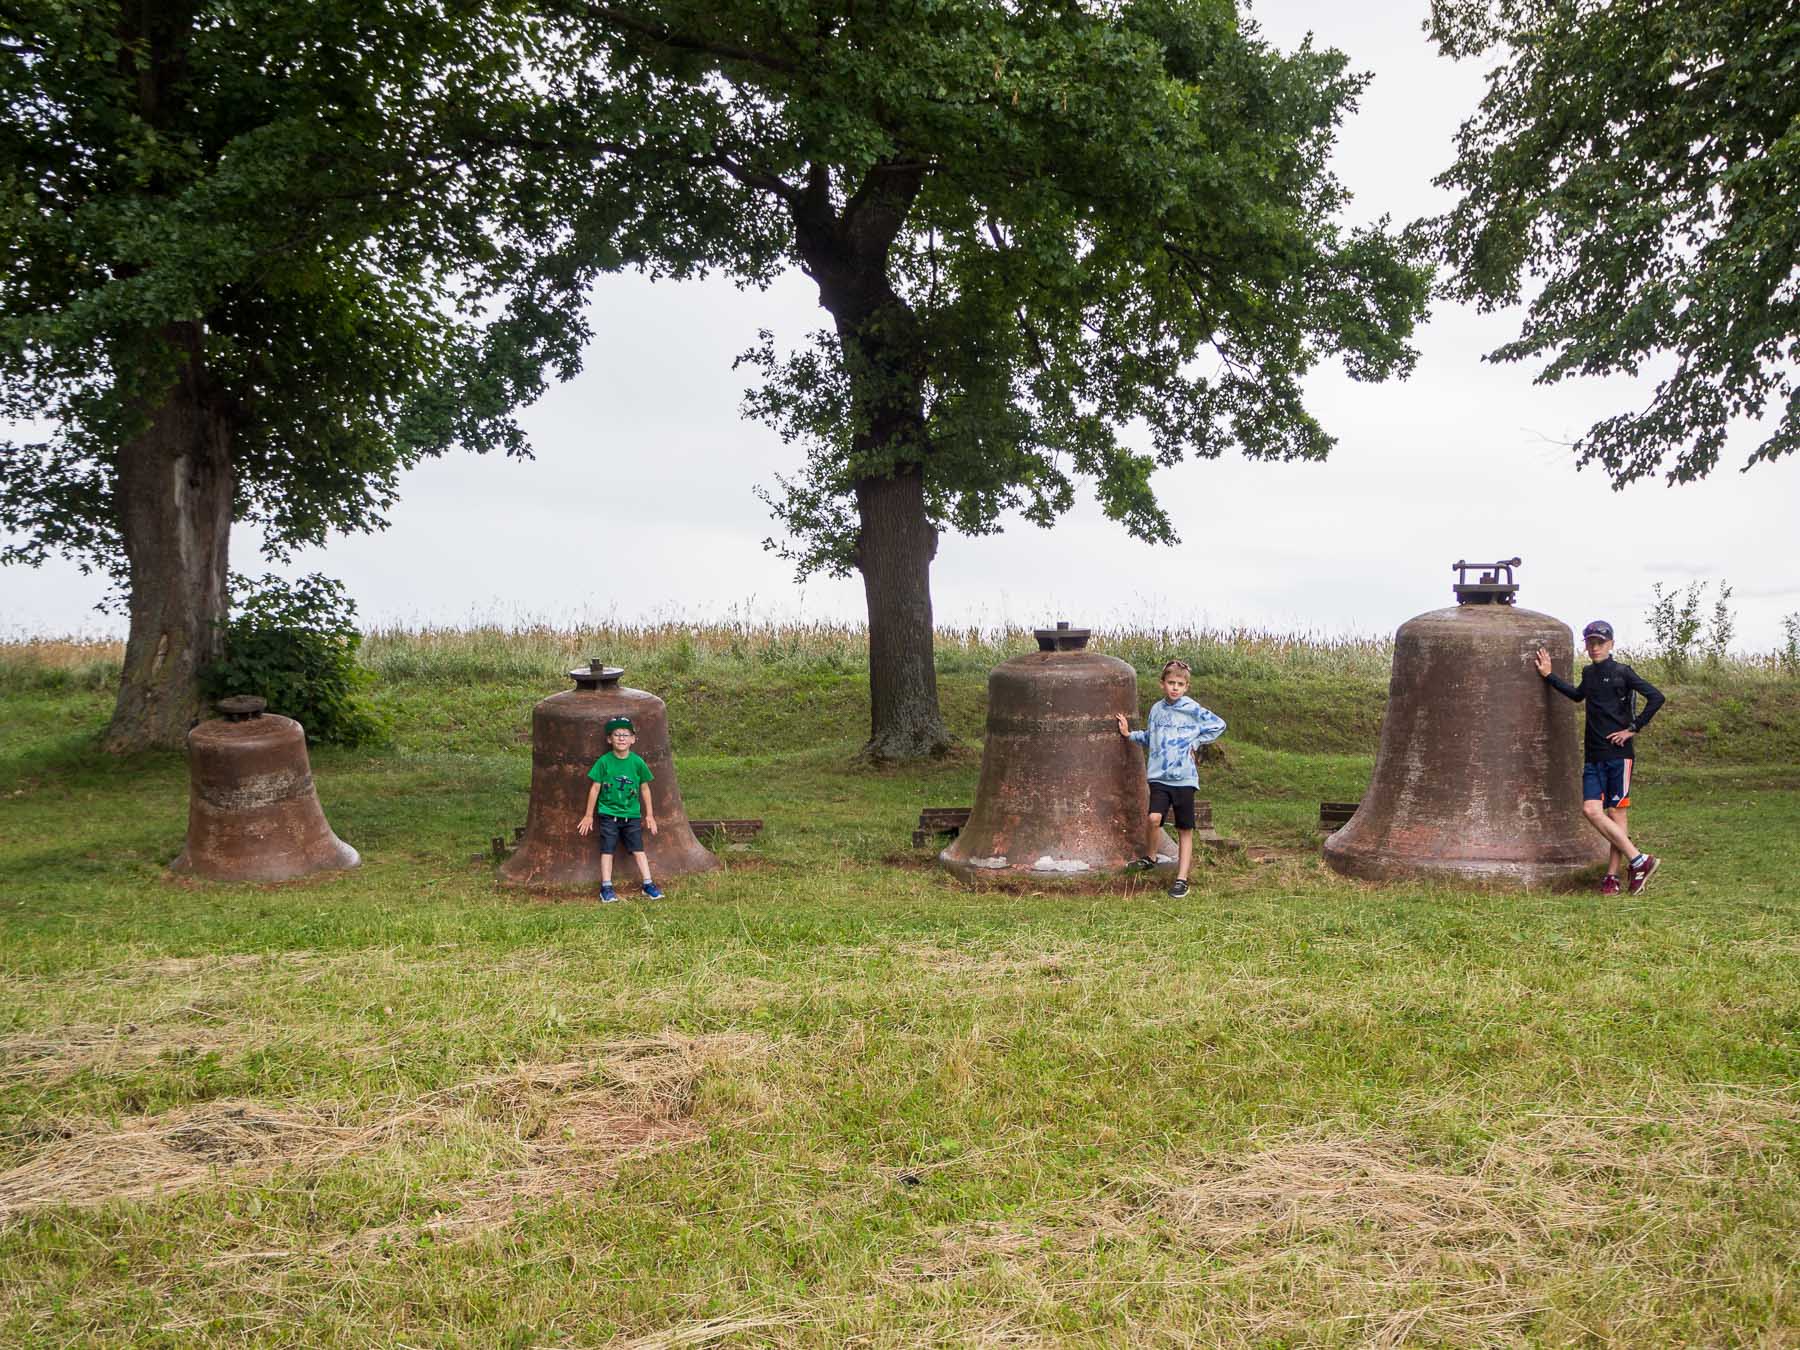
171;696;360;882
941;623;1147;882
1323;559;1607;888
497;661;718;888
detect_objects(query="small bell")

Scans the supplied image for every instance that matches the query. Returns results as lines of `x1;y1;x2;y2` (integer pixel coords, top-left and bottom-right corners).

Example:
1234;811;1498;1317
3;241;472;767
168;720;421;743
171;695;360;882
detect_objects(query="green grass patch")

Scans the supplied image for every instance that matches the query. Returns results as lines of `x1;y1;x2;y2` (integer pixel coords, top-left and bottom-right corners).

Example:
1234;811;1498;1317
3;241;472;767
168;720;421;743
1;626;1796;1345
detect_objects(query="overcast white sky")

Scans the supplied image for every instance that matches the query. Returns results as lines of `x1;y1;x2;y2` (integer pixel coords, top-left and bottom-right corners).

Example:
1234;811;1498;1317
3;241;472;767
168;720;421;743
5;2;1797;650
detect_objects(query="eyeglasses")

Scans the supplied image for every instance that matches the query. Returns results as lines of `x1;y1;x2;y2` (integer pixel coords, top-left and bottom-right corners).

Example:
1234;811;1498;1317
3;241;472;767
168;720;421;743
1161;662;1191;675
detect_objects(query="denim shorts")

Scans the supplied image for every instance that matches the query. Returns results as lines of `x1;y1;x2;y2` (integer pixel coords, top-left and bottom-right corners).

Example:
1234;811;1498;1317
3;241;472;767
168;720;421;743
595;814;644;853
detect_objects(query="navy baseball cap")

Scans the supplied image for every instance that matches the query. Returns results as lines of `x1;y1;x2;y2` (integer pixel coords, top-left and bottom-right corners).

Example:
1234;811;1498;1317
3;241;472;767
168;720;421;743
1581;620;1614;642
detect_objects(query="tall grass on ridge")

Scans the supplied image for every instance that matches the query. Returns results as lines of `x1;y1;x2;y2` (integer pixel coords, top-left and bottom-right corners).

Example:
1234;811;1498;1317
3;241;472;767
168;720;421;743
4;620;1797;694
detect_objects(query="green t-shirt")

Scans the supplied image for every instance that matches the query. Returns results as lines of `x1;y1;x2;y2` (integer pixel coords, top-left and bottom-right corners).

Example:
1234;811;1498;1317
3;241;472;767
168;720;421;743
587;751;653;818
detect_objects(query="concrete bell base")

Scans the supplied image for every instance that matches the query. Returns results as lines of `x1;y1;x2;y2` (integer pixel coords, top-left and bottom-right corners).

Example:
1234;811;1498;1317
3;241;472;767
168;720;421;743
1322;835;1608;890
170;834;359;884
938;849;1138;884
497;837;720;890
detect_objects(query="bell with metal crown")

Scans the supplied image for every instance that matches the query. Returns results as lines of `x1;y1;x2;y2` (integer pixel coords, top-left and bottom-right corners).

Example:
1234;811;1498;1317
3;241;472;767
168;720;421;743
171;695;360;882
940;622;1146;882
498;661;719;888
1322;558;1608;887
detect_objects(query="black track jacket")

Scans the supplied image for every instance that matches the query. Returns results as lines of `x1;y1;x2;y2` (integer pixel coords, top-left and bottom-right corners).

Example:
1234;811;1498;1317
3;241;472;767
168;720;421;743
1542;657;1665;762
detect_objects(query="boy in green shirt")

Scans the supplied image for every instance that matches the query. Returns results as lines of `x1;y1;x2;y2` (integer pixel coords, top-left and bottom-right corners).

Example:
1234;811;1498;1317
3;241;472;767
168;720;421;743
576;716;662;902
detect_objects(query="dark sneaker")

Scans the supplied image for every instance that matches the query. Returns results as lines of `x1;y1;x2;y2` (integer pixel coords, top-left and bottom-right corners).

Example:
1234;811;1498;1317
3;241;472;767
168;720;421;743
641;881;665;900
1168;878;1190;899
599;883;618;903
1600;874;1621;897
1124;856;1159;872
1628;855;1659;895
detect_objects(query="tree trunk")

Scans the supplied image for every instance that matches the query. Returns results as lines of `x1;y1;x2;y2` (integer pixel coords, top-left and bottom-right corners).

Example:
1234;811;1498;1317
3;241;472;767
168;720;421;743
104;327;234;753
855;467;952;762
790;159;952;760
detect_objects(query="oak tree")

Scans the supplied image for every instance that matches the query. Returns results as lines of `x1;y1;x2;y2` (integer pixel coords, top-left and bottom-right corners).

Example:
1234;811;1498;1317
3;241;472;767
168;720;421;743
513;0;1431;760
1;1;554;749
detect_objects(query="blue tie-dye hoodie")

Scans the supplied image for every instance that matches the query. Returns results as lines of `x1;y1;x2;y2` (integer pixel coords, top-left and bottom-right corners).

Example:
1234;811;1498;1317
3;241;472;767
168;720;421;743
1128;695;1226;788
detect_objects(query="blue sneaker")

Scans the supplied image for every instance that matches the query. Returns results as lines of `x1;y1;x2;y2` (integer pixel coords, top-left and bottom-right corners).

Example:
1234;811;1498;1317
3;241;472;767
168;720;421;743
599;882;618;904
640;881;665;900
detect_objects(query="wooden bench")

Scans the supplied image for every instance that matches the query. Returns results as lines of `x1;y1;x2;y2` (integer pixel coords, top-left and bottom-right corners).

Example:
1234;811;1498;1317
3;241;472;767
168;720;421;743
689;818;764;843
1319;800;1359;832
913;807;972;848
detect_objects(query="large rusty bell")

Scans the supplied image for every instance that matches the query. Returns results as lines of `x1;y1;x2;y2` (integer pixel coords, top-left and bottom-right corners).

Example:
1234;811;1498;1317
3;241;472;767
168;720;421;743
1323;559;1608;888
498;660;718;888
941;623;1146;882
171;696;360;882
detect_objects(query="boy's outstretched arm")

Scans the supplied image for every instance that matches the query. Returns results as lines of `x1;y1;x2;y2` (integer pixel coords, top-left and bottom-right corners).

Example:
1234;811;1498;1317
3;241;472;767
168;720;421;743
1535;648;1583;700
576;782;600;835
1116;711;1147;743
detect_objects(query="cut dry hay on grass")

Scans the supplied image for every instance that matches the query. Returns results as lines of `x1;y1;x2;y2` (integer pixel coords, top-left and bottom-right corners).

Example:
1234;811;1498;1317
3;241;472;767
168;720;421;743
609;1312;804;1349
0;1023;233;1085
0;1032;764;1227
1139;1098;1799;1345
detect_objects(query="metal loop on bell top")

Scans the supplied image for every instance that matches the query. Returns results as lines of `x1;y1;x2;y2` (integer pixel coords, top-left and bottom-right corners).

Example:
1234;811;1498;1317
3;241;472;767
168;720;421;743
215;694;267;721
1451;557;1522;606
1034;620;1092;651
569;658;625;689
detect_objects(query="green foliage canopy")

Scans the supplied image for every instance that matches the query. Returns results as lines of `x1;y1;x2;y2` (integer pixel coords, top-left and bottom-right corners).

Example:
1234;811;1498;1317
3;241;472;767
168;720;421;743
1431;0;1800;486
506;0;1431;576
0;0;553;580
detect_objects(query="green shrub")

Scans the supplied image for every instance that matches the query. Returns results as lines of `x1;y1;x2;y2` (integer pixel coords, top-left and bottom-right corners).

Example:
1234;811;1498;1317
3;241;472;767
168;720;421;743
1705;579;1735;666
202;573;387;745
1647;580;1705;675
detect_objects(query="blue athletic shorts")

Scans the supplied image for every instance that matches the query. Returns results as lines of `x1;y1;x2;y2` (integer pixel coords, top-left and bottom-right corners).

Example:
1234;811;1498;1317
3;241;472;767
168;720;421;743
1581;759;1633;810
595;814;644;854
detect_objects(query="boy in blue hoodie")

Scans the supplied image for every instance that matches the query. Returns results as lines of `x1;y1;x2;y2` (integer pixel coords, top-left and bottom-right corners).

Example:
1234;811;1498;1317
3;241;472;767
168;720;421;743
1115;659;1227;897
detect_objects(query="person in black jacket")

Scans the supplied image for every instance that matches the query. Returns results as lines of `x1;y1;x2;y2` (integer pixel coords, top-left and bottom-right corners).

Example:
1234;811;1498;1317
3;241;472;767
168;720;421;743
1533;620;1665;895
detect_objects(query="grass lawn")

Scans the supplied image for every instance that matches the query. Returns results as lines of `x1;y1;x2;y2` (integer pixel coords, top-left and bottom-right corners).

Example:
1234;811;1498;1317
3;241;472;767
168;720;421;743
1;628;1797;1346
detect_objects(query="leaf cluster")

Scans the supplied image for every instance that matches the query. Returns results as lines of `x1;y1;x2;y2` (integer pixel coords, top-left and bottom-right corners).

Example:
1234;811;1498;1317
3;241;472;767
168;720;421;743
1430;0;1800;486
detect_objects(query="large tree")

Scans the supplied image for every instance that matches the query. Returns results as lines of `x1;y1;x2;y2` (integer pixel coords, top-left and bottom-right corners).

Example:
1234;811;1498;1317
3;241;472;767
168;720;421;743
504;0;1430;760
1431;0;1800;486
0;1;556;749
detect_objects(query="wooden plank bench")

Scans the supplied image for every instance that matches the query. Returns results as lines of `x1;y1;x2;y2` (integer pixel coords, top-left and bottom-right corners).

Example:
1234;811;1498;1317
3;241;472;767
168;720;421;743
913;806;972;848
1319;800;1360;831
689;818;764;843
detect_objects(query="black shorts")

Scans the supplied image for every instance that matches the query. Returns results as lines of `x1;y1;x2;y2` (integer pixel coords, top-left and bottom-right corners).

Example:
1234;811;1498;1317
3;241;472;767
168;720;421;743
1148;782;1197;830
595;814;644;854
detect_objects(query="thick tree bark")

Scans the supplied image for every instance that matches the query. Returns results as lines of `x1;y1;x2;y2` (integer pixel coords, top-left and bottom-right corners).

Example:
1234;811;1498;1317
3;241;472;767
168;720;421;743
104;326;234;752
854;467;952;761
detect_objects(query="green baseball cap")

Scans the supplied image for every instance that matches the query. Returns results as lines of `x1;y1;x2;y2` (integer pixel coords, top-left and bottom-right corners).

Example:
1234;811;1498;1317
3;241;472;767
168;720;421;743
604;717;634;734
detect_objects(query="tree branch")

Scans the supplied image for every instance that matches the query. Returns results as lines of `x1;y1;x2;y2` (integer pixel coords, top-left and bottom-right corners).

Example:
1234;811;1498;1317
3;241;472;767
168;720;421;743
581;4;799;75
